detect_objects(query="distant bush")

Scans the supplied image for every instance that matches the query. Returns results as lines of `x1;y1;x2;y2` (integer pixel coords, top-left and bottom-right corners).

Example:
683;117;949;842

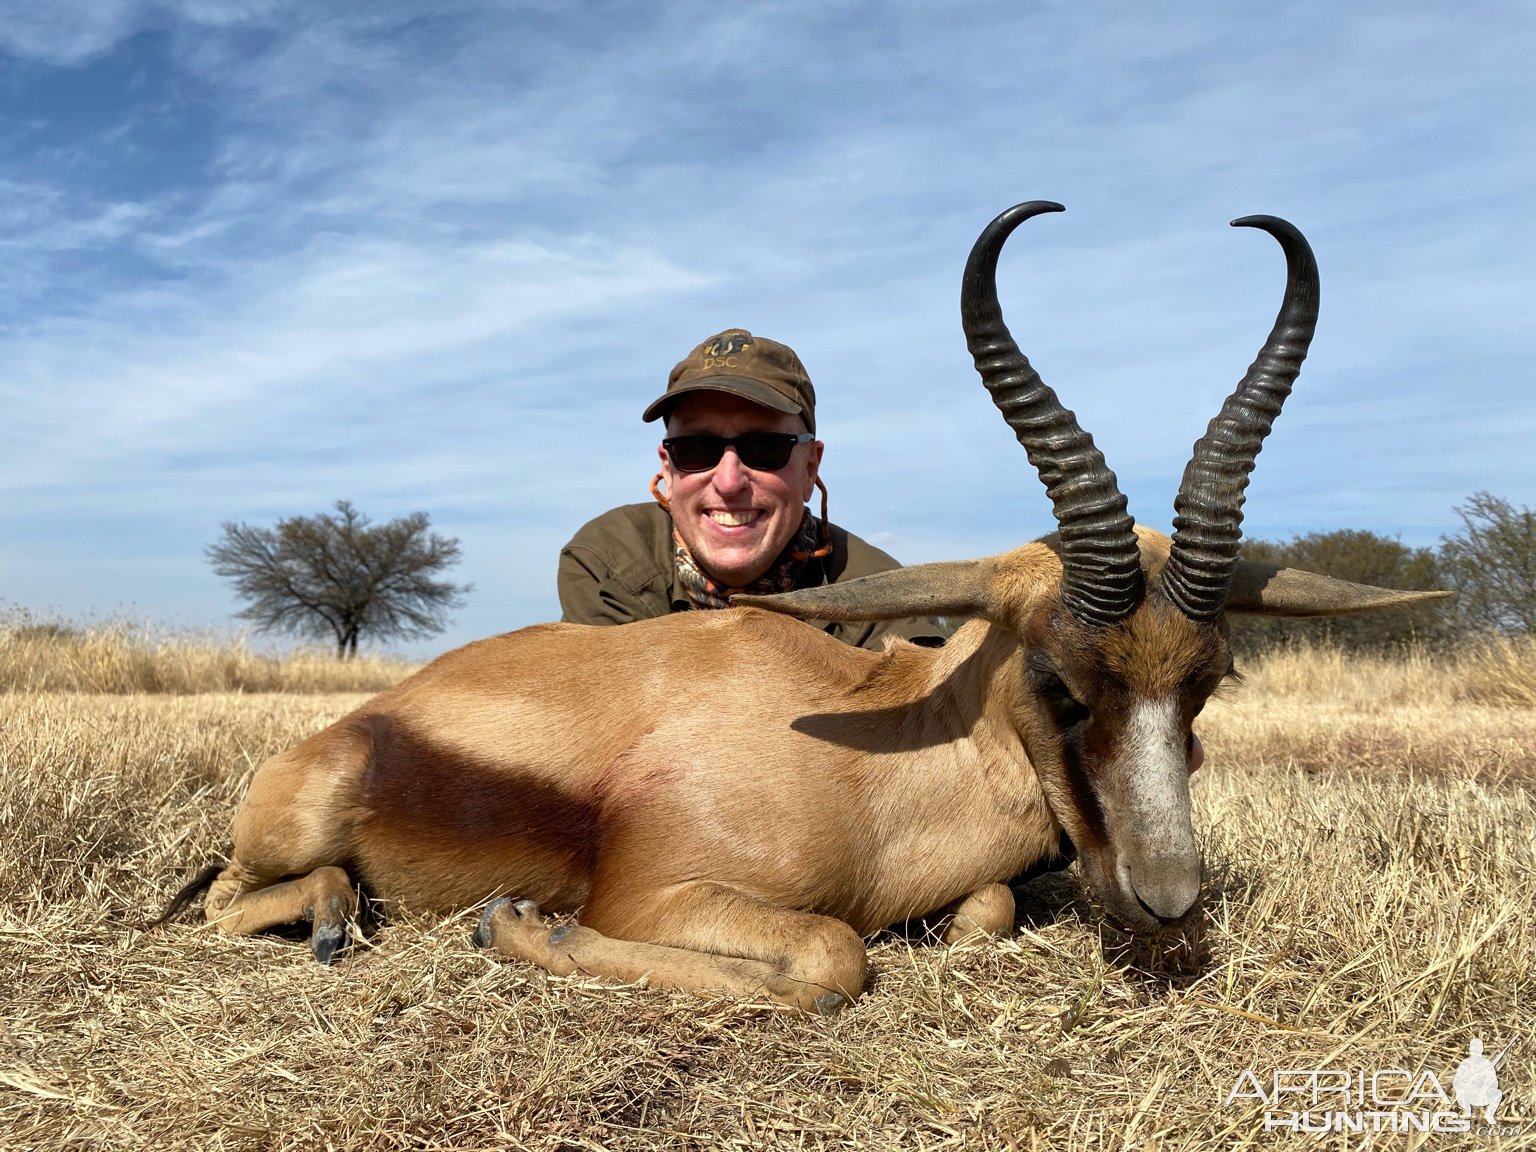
1230;530;1460;656
8;620;83;642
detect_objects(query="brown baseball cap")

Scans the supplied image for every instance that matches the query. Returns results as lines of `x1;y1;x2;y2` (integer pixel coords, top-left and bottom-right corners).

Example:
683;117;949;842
643;329;817;434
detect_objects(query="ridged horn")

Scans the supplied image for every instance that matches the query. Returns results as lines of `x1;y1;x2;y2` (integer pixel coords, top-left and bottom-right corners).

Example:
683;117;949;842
1162;216;1320;621
962;201;1142;627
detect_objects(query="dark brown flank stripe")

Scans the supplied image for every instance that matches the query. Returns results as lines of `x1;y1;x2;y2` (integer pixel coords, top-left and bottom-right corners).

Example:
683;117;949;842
352;714;600;910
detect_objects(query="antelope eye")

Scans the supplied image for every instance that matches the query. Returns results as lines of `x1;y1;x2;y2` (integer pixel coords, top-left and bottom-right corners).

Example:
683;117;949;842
1054;696;1090;728
1031;667;1065;693
1027;657;1089;726
1028;663;1068;698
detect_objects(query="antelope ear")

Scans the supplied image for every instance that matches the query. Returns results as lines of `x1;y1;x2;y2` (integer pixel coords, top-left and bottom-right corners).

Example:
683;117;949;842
733;545;1063;628
733;559;995;622
1224;559;1454;618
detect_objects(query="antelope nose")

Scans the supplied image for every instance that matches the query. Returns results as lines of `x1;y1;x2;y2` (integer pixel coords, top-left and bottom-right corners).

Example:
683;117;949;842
1131;863;1201;924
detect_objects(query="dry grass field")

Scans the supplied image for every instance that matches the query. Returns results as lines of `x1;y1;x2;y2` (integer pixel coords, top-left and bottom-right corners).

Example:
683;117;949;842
2;624;1533;1150
0;614;417;695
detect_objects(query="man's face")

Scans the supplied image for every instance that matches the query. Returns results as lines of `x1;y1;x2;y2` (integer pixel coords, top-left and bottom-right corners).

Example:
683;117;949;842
661;391;824;588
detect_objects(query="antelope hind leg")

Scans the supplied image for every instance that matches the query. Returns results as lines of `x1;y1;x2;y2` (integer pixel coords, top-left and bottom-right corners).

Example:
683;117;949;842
475;884;867;1015
940;882;1015;944
473;899;838;1009
593;880;869;1012
206;863;360;964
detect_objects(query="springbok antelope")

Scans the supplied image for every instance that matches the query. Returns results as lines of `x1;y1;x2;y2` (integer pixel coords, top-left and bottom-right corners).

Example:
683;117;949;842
161;202;1446;1014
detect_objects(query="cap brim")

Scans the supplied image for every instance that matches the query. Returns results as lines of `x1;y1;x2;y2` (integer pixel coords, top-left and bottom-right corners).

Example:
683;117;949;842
642;377;804;424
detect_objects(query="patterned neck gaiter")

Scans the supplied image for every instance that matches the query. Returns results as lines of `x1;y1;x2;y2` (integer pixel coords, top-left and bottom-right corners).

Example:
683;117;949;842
674;511;822;610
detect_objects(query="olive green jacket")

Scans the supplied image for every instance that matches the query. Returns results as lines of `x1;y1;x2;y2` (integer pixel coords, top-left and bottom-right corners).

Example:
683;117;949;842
557;503;945;650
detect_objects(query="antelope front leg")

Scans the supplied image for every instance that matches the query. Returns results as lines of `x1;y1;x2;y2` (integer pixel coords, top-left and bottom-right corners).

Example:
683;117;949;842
474;884;866;1015
939;882;1015;944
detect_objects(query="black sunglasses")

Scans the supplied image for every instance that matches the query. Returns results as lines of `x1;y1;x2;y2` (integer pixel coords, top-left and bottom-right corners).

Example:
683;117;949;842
662;432;814;474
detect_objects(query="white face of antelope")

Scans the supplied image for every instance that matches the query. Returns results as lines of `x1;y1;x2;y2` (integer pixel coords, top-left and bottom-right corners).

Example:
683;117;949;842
1021;593;1233;931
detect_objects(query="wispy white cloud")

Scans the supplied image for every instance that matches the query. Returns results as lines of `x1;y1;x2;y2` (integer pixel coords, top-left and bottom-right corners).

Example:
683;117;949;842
2;234;713;488
0;0;146;66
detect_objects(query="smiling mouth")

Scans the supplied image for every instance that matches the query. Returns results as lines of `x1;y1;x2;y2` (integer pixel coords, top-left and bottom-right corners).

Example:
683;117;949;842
707;510;762;528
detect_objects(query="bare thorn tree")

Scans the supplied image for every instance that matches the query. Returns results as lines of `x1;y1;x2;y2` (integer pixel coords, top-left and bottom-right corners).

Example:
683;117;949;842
1440;491;1536;637
207;500;471;658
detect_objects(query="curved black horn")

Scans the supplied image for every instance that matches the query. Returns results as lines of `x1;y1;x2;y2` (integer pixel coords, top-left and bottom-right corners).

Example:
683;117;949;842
962;201;1142;627
1162;215;1320;621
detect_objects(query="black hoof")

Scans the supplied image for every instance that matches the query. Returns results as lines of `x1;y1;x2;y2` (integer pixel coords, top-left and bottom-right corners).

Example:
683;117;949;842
511;899;540;919
813;990;850;1016
473;898;515;948
312;923;349;965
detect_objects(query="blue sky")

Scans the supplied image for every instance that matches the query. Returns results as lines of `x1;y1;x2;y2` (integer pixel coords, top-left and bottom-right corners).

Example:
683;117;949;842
2;1;1532;655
